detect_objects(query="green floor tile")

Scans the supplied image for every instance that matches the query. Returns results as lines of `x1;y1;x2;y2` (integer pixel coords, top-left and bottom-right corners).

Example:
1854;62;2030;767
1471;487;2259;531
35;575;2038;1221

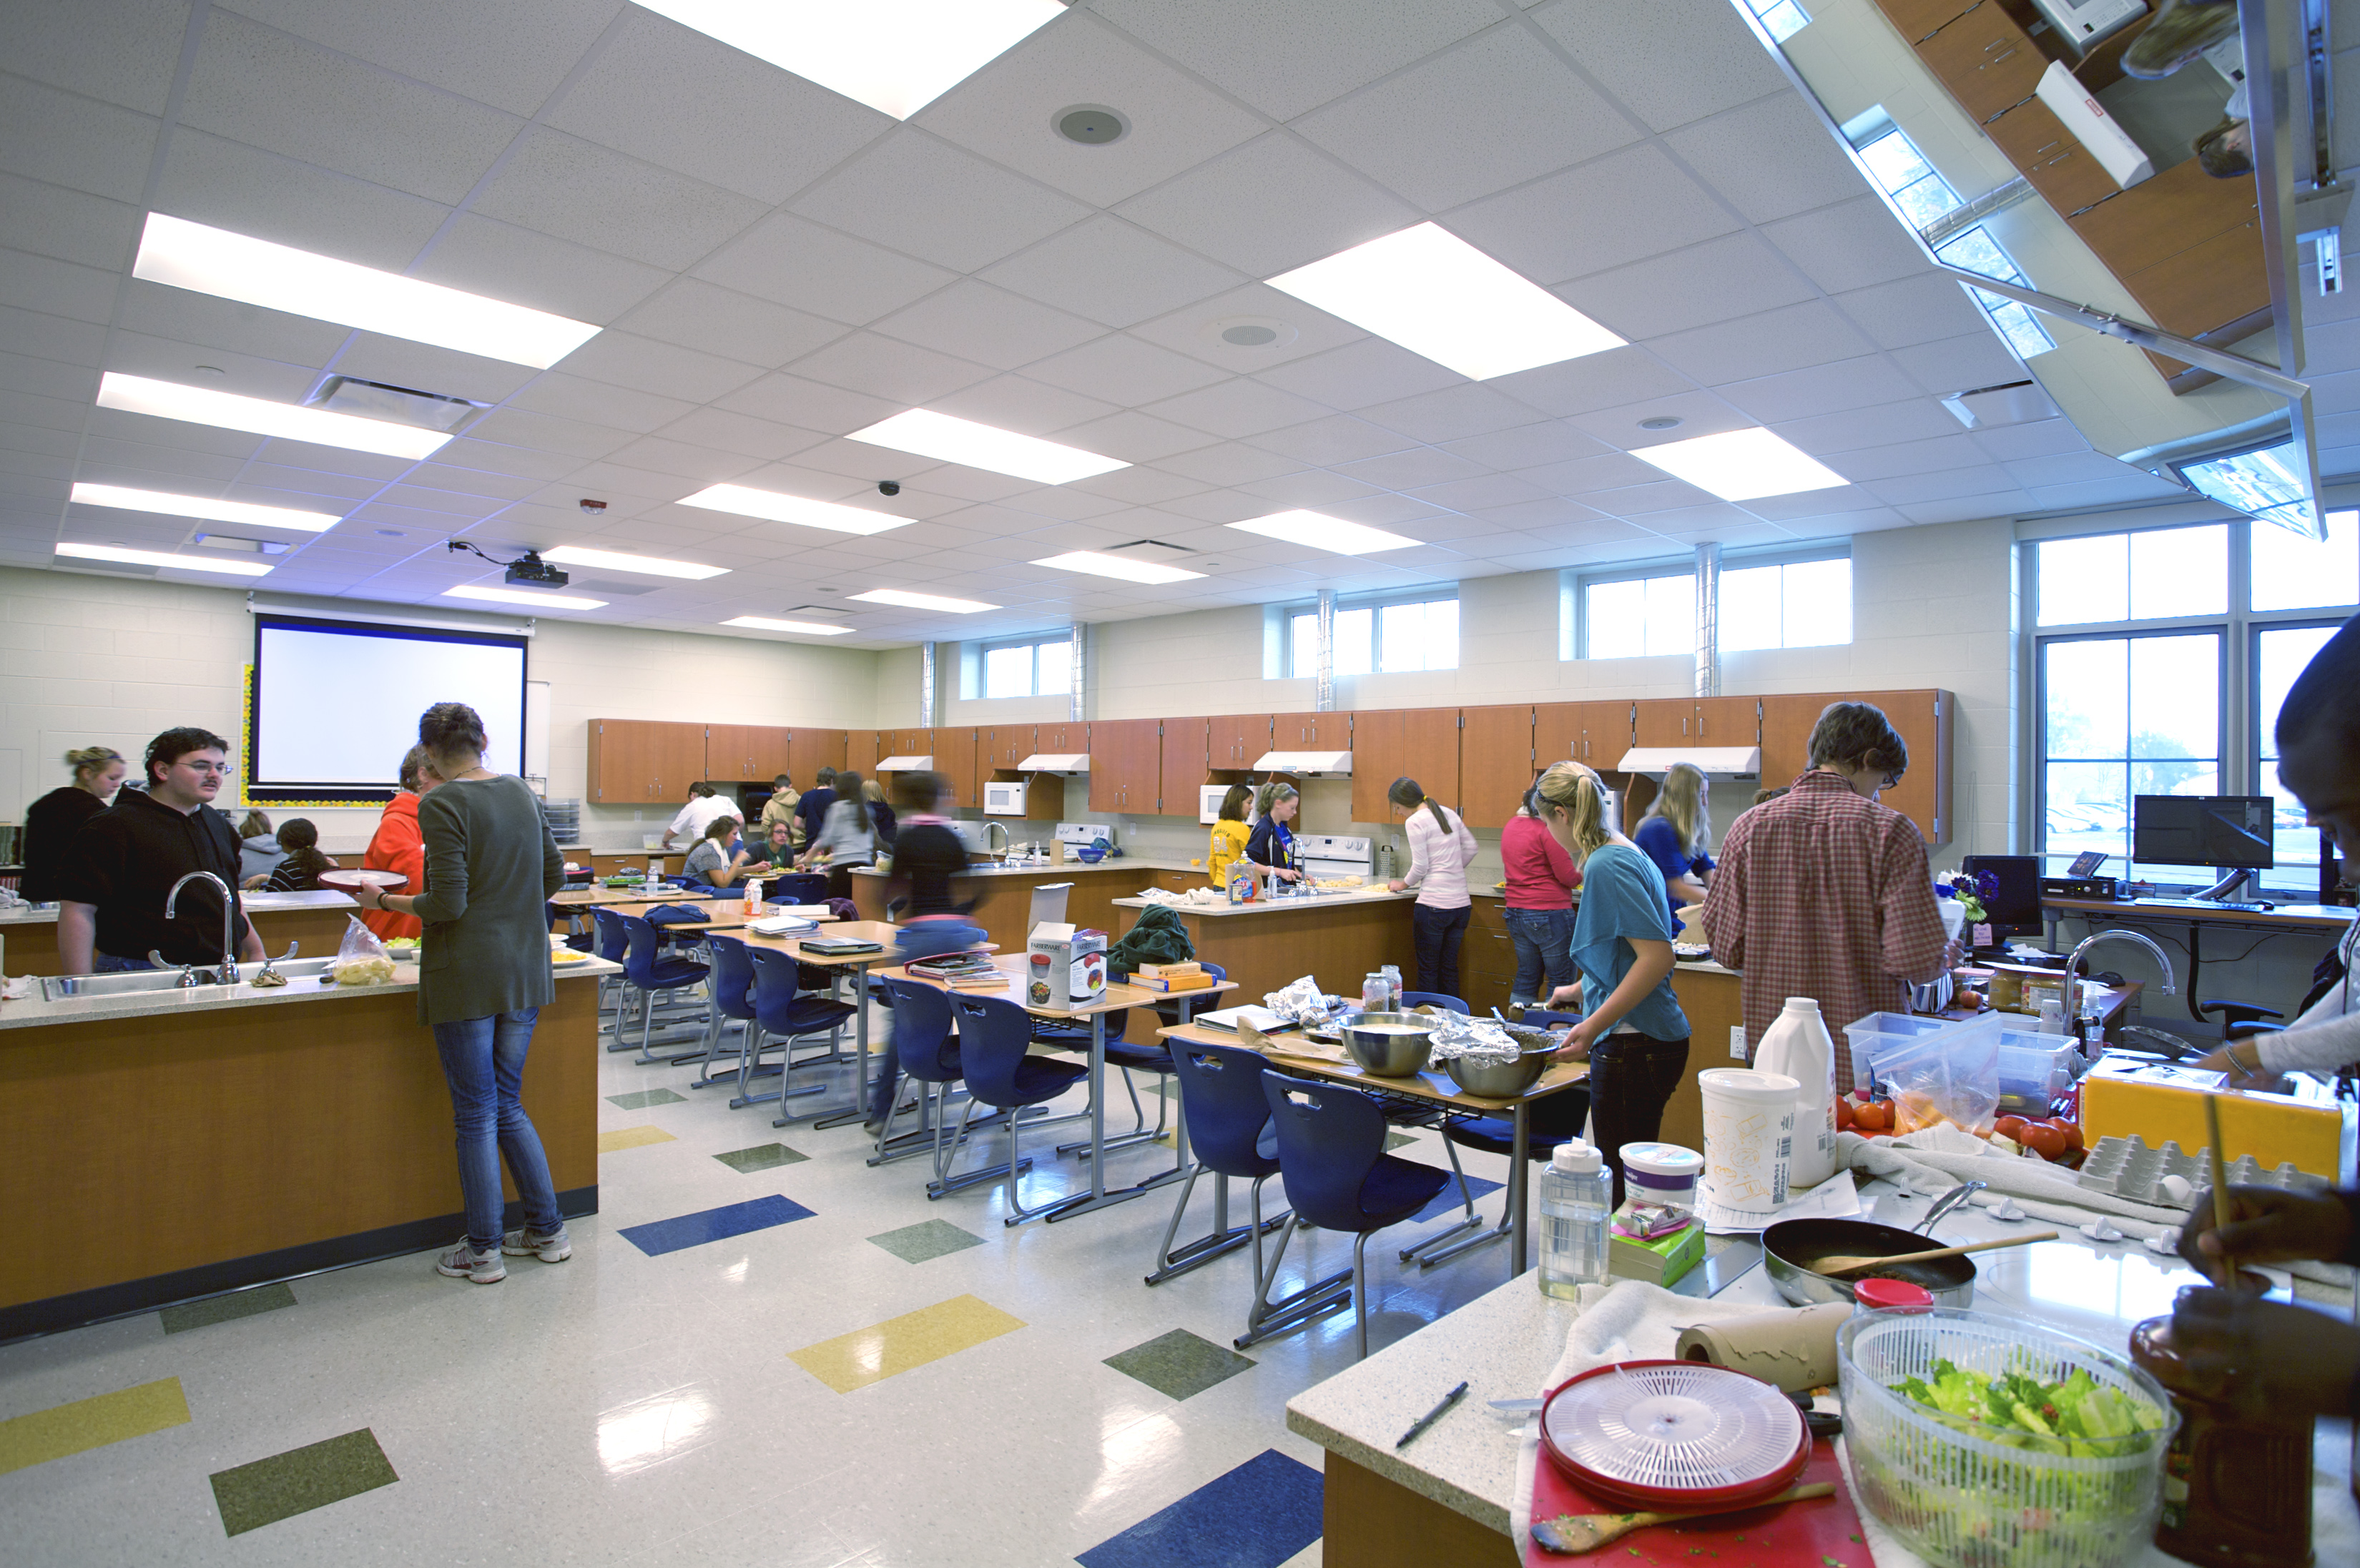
210;1429;398;1537
1385;1130;1417;1151
867;1219;985;1264
160;1282;296;1334
714;1142;808;1174
1103;1328;1256;1402
606;1087;687;1110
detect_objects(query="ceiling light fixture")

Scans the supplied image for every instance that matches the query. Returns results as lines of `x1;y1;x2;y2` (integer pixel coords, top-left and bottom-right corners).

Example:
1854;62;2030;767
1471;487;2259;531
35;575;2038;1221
846;409;1127;485
724;616;856;636
541;544;727;580
1031;550;1205;585
69;481;340;533
1266;222;1624;381
636;0;1061;119
677;483;911;536
133;214;599;369
97;371;450;460
1225;511;1418;555
1629;427;1848;502
444;583;608;611
849;587;998;613
55;541;274;576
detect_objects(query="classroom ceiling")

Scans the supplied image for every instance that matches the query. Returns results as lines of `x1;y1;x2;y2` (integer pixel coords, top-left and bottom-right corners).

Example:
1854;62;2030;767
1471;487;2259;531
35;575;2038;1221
0;0;2346;649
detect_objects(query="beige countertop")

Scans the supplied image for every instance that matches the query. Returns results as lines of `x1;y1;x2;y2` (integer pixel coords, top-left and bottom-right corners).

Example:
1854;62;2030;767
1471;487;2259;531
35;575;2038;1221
0;953;616;1032
1111;884;1415;917
0;888;359;926
848;857;1205;881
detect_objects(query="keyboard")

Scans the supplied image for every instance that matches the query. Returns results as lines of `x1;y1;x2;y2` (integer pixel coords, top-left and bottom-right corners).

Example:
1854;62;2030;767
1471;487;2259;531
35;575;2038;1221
2126;897;2276;913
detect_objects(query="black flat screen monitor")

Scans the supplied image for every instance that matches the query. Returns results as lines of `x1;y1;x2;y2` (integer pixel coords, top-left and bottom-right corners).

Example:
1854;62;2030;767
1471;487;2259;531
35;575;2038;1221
2131;796;2275;869
1962;854;2042;940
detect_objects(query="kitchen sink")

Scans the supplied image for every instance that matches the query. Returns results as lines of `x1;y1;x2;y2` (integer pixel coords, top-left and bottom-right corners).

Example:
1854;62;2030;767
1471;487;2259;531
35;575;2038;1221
39;955;345;1002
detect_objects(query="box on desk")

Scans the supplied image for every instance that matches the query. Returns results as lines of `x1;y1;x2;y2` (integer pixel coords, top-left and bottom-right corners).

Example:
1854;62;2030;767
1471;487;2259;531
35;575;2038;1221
2079;1053;2354;1183
1608;1216;1705;1288
1026;922;1106;1010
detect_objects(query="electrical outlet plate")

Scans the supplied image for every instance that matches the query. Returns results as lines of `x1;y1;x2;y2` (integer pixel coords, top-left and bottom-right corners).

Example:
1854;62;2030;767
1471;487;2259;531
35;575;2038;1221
1729;1025;1747;1060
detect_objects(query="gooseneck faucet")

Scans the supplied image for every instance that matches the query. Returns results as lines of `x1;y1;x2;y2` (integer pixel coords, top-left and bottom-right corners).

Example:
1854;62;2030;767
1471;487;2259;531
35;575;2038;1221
164;871;238;985
2065;928;2177;1030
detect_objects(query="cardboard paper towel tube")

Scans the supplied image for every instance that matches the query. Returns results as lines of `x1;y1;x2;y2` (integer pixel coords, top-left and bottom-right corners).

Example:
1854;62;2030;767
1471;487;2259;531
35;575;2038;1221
1675;1305;1852;1392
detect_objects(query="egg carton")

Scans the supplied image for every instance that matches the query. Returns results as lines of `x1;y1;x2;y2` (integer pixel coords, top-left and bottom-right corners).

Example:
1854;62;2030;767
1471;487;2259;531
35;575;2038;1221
2074;1135;2331;1209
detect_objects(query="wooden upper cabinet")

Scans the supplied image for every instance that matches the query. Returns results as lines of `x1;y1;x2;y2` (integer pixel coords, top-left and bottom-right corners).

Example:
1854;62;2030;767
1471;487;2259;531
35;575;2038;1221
1986;97;2119;218
1756;690;1954;844
1037;721;1082;755
844;729;880;775
1632;699;1693;748
983;726;1033;770
1696;696;1759;747
1458;704;1535;829
1916;1;2045;123
931;728;980;808
1207;714;1272;769
1872;0;1982;44
1271;711;1351;749
704;724;795;782
586;719;706;804
1633;698;1759;751
1088;718;1159;813
1351;708;1460;823
1159;716;1209;812
784;728;845;785
1757;694;1825;793
1534;701;1633;771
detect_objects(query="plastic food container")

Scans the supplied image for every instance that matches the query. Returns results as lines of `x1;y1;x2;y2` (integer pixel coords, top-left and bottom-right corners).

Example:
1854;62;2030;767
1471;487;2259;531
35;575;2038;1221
1840;1011;1948;1090
1618;1142;1701;1225
1997;1029;2083;1101
1839;1308;2174;1568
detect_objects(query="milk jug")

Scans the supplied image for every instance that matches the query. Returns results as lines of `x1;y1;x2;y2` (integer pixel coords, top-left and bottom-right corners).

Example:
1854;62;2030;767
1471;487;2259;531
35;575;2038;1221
1754;996;1836;1188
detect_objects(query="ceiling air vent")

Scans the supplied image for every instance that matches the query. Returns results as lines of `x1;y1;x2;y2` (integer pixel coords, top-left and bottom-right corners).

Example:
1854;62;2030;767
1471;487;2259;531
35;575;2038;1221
1100;539;1196;564
307;375;485;433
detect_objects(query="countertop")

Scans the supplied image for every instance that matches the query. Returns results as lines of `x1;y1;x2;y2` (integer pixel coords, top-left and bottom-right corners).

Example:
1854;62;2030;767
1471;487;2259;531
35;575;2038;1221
847;857;1206;881
1112;884;1415;918
0;952;616;1032
0;888;359;927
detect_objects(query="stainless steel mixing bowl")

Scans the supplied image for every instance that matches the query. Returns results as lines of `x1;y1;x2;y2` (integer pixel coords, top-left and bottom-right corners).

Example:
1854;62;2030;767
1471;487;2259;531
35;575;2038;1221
1442;1044;1555;1098
1338;1011;1440;1075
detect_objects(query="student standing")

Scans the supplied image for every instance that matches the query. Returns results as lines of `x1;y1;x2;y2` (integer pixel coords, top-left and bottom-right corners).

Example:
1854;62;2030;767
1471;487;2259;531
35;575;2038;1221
871;771;985;1123
360;746;441;942
759;773;802;849
1632;761;1715;936
1244;782;1303;884
795;767;840;850
20;745;124;902
1385;776;1478;998
1206;782;1253;887
863;777;898;849
352;702;569;1284
661;781;735;849
56;727;262;973
1500;783;1580;1009
800;769;876;899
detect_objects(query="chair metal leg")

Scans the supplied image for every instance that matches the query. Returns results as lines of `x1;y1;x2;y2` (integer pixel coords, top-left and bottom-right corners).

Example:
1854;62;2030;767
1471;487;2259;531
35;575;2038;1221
1234;1215;1354;1351
1352;1231;1374;1359
1145;1168;1290;1287
1397;1131;1485;1263
925;1093;1032;1199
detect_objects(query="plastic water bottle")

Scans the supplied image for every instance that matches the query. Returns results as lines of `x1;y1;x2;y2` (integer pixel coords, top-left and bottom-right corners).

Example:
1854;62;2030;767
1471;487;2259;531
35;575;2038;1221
1755;997;1837;1188
1539;1141;1612;1299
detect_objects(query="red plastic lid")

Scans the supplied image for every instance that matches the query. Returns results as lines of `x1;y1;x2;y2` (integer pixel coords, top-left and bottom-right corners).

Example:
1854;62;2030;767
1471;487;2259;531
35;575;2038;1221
1854;1278;1936;1312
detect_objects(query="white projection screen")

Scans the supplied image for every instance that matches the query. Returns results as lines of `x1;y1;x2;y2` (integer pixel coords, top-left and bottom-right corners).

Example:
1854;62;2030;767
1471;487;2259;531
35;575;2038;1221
250;615;527;799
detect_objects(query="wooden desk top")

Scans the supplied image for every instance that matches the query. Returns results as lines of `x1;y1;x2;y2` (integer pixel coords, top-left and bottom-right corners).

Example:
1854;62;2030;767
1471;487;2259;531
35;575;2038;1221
739;921;995;967
882;952;1235;1019
2045;897;2354;930
1156;1018;1588;1113
550;884;705;907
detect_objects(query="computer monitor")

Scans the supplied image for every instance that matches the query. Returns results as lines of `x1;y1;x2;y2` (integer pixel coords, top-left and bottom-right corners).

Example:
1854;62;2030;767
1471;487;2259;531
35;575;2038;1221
2130;796;2275;869
1962;854;2042;942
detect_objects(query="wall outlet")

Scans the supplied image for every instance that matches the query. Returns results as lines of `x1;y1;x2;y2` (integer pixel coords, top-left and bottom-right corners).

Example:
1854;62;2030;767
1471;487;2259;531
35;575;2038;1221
1729;1025;1748;1060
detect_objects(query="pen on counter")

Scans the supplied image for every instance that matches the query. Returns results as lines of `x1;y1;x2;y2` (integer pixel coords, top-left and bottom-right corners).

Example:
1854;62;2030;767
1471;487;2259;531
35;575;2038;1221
1396;1381;1470;1449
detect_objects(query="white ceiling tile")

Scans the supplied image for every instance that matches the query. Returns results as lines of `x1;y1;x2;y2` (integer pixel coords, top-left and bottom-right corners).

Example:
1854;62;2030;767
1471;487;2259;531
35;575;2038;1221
614;280;848;368
2025;474;2189;509
0;0;189;115
596;435;754;483
181;10;523;203
1558;231;1817;341
1090;0;1502;121
0;346;99;402
1061;465;1211;504
115;279;350;369
1533;0;1789;132
1663;94;1870;225
1357;383;1548;444
465;405;638;460
400;466;546;503
1464;498;1616;533
104;330;315;403
1892;489;2038;524
1440;422;1614;470
1761;197;1942;294
1448;144;1740;287
220;0;618;117
0;77;159;203
1249;337;1461;412
789;331;996;406
470;127;770;272
694;212;957;327
0;304;104;368
1865;465;2023;506
1113;133;1418;278
1832;275;1992;351
552;330;762;404
0;388;95;434
504;370;699;433
1048;409;1213;463
1887;332;2027;396
1736;493;1912;528
1582;476;1723;515
1820;433;1992;483
1126;282;1370;377
929;374;1121;438
790;129;1090;274
1297;25;1638;212
1770;398;1970;455
1648;302;1877;386
1488;346;1698;419
149;130;452;274
980;217;1244;330
1513;450;1663;495
0;174;142;272
1717;355;1928;423
1143;378;1331;439
414;212;670;324
870;281;1106;372
715;371;903;435
915;11;1267;207
1406;474;1559;515
1233;468;1384;508
1967;418;2089;462
246;435;414;481
2003;450;2157;488
1025;332;1229;405
1249;415;1420;467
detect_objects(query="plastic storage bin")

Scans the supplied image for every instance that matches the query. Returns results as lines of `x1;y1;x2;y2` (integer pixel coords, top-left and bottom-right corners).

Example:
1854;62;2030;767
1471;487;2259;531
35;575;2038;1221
1843;1010;2002;1095
1839;1012;1947;1090
1997;1028;2083;1102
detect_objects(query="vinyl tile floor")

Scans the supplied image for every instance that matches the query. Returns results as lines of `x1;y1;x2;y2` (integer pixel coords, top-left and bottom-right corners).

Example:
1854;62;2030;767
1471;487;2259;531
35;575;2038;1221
0;1002;1541;1566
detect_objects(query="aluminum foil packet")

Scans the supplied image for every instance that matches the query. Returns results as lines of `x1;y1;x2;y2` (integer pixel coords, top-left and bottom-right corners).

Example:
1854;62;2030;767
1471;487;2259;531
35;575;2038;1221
1263;975;1345;1027
1425;1014;1520;1065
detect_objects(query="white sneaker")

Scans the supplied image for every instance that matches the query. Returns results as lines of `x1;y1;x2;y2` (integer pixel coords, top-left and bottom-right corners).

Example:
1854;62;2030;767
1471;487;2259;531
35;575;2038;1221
436;1240;506;1283
501;1228;572;1263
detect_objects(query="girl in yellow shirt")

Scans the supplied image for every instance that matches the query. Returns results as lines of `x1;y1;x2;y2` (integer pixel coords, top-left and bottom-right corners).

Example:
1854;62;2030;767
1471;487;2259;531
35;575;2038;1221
1206;782;1252;887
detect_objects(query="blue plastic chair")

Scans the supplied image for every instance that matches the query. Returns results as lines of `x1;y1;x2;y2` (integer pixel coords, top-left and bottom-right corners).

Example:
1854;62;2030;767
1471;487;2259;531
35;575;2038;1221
874;977;992;1188
1414;1007;1591;1271
618;912;710;1064
1399;990;1470;1014
590;907;633;1049
744;945;857;1114
1259;1070;1450;1359
693;935;814;1108
945;995;1088;1221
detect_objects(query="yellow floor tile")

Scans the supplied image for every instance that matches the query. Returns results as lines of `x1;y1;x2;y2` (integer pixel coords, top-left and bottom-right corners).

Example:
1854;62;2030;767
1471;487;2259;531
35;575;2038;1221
789;1294;1025;1394
0;1377;191;1475
599;1125;677;1153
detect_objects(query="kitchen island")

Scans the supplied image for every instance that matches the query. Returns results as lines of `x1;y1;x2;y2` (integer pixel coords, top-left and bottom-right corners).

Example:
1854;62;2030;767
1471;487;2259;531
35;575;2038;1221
0;887;363;975
850;858;1206;952
0;953;613;1339
1111;885;1419;1004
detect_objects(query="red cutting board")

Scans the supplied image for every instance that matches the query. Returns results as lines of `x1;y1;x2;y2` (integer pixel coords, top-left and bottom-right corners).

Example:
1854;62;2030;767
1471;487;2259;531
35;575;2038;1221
1524;1438;1872;1567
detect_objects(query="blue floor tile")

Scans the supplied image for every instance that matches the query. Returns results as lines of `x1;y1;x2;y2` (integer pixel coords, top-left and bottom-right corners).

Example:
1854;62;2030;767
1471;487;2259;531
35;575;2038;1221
1076;1448;1322;1568
1408;1171;1503;1223
617;1195;815;1258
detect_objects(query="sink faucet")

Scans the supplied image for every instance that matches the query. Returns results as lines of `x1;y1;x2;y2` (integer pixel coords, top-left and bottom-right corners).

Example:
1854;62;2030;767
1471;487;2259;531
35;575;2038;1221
164;871;239;985
2065;928;2177;1032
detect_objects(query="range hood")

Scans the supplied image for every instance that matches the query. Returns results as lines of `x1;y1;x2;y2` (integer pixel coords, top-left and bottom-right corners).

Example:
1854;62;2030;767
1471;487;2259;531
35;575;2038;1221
1252;749;1353;776
874;754;933;771
1018;752;1090;773
1616;746;1761;777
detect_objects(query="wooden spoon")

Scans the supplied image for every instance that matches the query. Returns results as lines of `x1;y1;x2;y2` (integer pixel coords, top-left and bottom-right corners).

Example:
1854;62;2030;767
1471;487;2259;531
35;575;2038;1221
1533;1483;1836;1554
1812;1231;2059;1278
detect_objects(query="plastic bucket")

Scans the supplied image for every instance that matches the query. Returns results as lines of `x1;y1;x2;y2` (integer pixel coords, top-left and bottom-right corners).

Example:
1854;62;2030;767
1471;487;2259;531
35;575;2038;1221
1698;1069;1799;1212
1620;1142;1703;1210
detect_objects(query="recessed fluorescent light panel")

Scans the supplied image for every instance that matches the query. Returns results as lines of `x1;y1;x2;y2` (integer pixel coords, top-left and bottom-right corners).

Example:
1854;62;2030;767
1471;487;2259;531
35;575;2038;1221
55;542;273;576
677;483;912;537
444;584;607;611
724;616;855;636
1225;511;1418;556
97;372;450;460
1031;551;1206;585
636;0;1062;119
849;587;999;613
69;482;340;533
846;409;1127;485
1629;427;1849;502
134;215;598;369
1266;222;1625;381
542;545;727;581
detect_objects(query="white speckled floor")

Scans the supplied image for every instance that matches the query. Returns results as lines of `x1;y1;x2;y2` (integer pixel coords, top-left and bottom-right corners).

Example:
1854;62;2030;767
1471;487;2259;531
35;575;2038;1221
0;993;1532;1565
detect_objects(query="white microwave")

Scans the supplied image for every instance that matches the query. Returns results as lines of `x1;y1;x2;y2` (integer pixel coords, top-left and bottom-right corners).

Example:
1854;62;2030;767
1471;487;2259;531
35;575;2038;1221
1199;784;1230;825
984;779;1028;817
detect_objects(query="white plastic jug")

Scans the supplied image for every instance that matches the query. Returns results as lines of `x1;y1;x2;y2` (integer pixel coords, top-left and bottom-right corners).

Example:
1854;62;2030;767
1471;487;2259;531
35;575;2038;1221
1754;996;1837;1188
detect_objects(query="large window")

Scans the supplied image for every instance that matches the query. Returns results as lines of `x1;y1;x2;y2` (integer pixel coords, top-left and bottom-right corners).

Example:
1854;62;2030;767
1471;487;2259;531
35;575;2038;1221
1287;593;1457;676
981;635;1071;700
1741;0;1811;43
1854;122;2054;360
1581;556;1852;659
2030;511;2358;888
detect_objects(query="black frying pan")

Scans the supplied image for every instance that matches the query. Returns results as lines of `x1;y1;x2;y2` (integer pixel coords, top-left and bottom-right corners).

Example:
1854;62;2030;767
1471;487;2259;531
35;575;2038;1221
1762;1216;1977;1307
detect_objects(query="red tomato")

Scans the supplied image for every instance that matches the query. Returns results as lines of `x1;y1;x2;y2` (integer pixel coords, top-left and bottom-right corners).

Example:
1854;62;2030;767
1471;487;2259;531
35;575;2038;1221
2050;1119;2084;1152
1834;1098;1854;1133
1993;1115;2030;1143
1853;1100;1887;1133
2021;1123;2069;1159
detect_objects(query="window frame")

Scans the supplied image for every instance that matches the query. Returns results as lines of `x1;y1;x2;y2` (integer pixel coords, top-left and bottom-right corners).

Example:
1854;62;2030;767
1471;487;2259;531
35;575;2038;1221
1282;588;1461;678
1849;119;2053;360
975;633;1072;701
1567;543;1854;661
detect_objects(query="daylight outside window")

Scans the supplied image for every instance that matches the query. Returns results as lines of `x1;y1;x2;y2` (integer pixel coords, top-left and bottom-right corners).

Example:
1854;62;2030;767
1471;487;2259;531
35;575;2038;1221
981;636;1071;700
1583;556;1851;659
1288;596;1455;676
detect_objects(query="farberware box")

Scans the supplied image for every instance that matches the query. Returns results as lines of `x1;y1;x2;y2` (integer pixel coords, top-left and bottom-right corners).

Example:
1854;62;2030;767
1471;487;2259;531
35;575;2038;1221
1026;922;1106;1010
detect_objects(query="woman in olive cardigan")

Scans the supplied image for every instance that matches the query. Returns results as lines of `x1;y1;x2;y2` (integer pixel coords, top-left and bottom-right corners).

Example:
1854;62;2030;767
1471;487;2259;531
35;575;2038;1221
355;701;570;1284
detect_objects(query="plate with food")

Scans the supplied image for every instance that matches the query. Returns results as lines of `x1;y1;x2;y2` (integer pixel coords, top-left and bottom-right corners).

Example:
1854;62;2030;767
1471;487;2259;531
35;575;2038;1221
385;937;421;961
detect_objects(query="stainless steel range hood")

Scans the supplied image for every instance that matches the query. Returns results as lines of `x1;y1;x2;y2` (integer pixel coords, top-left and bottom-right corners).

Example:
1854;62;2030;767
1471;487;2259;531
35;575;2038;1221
1251;749;1353;776
1017;752;1090;773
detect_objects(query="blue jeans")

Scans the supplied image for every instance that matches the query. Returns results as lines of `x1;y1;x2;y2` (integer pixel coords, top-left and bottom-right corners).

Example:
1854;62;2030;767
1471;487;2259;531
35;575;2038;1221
433;1009;564;1251
95;954;157;972
1503;907;1576;1005
872;921;988;1119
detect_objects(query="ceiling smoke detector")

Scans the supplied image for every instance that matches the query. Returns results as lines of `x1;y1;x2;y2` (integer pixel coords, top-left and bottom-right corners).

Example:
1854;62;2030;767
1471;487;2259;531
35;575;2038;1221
1639;415;1684;431
1055;104;1129;144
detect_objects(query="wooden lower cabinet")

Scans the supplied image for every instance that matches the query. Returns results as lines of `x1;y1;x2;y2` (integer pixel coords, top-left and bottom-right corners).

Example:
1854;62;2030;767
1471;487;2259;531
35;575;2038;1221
1320;1453;1517;1567
1664;966;1739;1155
1461;898;1518;1014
